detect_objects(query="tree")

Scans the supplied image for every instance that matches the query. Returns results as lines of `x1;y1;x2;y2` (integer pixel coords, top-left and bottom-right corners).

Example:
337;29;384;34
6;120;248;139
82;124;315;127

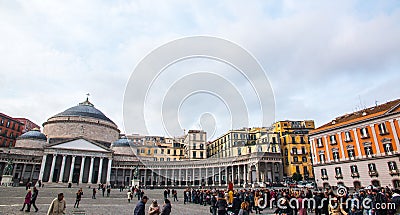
292;172;303;182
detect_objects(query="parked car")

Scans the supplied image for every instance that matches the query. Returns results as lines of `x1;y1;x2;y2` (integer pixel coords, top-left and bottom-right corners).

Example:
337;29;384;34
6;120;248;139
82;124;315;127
297;181;308;188
305;182;315;189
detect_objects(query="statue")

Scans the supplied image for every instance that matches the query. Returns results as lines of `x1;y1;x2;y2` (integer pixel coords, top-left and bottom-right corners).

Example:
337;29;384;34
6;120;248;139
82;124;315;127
3;160;14;175
133;165;139;179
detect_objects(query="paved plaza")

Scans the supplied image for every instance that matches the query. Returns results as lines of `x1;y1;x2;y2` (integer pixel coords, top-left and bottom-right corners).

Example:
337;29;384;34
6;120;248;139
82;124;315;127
0;186;283;215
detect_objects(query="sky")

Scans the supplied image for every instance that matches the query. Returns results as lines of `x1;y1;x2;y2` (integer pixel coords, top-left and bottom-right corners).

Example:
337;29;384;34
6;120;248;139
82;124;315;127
1;0;399;139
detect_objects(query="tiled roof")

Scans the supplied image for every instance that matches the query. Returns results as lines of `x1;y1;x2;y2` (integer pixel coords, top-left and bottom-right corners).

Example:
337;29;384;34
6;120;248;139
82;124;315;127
312;98;400;133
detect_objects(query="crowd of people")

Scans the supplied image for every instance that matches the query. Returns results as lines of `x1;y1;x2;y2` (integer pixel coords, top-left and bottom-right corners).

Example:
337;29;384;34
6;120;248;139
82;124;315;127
178;184;400;215
15;181;400;215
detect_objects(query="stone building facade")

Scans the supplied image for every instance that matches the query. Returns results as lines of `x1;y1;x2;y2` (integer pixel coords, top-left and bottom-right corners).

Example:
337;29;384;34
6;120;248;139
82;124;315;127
0;98;283;187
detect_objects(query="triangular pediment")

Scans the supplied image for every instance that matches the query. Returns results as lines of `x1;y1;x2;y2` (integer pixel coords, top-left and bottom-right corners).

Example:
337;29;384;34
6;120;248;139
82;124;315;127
47;138;110;152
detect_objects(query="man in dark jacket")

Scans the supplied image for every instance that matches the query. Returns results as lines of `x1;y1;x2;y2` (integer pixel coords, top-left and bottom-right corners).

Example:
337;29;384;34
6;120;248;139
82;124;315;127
133;196;148;215
161;198;172;215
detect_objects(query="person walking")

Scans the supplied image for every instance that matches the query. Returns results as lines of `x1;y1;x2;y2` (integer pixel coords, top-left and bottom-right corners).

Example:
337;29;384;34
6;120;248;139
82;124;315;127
27;187;39;212
127;190;132;203
107;186;111;197
216;193;228;215
92;188;97;199
160;199;172;215
20;189;32;212
133;196;148;215
102;184;106;197
74;188;83;208
148;200;161;215
47;193;66;215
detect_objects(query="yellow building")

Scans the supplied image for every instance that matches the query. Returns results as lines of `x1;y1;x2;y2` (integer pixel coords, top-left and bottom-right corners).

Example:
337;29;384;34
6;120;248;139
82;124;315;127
127;134;185;161
273;120;315;180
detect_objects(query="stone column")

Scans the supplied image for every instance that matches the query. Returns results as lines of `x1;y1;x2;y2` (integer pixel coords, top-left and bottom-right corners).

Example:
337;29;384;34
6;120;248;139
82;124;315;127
106;158;112;185
225;167;228;184
79;156;86;184
185;169;188;185
178;169;181;186
21;164;27;181
38;155;47;181
88;157;95;184
212;167;215;186
144;169;148;186
205;167;208;186
337;133;346;160
68;156;76;183
49;154;57;182
370;124;381;155
255;164;259;182
172;169;175;186
237;165;240;185
12;163;17;178
352;129;363;158
323;136;331;162
59;155;67;183
29;164;35;181
97;157;104;184
390;120;400;151
219;167;222;186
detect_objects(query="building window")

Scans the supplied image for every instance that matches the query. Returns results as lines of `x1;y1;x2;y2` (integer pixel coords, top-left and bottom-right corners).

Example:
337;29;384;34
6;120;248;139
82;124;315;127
292;136;296;143
301;147;306;154
335;167;342;178
154;149;157;154
147;149;150;155
238;148;241;156
292;148;297;155
388;161;398;172
295;166;300;173
200;144;204;149
160;158;164;161
293;157;298;162
332;151;340;161
384;143;393;154
300;136;305;144
141;149;145;153
319;154;325;162
360;127;369;138
153;157;158;161
257;146;262;152
321;169;328;180
192;151;196;158
161;149;164;154
200;151;203;158
364;146;373;157
284;148;288;156
368;163;378;176
378;123;388;135
6;121;10;128
330;135;337;145
350;165;359;177
393;180;400;189
302;156;307;162
344;131;352;142
303;166;309;176
317;138;323;148
347;148;355;159
167;158;170;161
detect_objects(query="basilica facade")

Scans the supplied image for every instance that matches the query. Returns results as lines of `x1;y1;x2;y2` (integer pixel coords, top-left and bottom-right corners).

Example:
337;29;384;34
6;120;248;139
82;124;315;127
0;99;283;187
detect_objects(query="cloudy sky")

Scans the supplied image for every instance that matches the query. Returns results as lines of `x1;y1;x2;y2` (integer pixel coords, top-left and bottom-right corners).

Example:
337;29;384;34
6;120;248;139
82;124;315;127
1;0;399;139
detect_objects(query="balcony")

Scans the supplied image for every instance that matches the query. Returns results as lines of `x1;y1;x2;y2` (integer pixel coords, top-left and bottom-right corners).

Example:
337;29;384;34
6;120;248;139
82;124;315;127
351;172;360;178
321;175;328;180
368;171;378;177
330;141;337;145
335;174;343;179
360;134;369;139
389;169;400;176
290;152;298;155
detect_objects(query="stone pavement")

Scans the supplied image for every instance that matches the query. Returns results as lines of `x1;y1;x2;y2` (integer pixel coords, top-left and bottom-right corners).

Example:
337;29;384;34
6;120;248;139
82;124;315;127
0;186;285;215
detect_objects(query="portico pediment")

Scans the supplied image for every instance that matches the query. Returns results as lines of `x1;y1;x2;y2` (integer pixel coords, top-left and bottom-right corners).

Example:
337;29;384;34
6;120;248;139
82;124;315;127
46;138;111;152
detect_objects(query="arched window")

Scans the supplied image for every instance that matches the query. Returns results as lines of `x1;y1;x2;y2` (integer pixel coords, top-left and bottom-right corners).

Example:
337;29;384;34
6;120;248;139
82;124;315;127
353;181;361;189
393;179;400;188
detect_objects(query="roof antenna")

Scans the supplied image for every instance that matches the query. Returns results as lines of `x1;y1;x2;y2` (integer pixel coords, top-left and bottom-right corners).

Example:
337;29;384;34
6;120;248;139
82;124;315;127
86;93;90;101
375;100;378;107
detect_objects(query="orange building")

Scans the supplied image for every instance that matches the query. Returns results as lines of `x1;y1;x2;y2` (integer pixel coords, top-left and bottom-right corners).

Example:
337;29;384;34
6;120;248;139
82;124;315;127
309;99;400;189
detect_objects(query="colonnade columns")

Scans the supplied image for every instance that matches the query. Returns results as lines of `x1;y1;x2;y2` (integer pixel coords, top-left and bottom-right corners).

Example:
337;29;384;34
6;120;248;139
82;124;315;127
38;155;47;181
243;165;247;184
205;168;208;185
68;156;76;183
88;157;95;184
58;155;66;183
178;169;181;186
49;154;57;182
29;164;35;181
97;157;103;184
79;156;86;184
212;167;215;186
225;167;228;184
106;159;112;185
219;167;222;186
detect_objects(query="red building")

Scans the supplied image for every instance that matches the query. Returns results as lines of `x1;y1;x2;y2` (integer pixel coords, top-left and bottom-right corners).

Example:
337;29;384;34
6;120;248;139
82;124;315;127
14;118;40;133
0;113;24;147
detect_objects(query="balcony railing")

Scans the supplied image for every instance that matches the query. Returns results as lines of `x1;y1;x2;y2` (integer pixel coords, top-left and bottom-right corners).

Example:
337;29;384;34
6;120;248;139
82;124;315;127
321;175;328;180
335;174;343;179
389;169;400;176
368;171;378;177
351;172;360;178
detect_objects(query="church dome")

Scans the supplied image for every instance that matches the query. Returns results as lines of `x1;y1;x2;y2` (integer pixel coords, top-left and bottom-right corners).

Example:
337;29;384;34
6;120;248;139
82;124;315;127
52;98;115;124
18;129;47;141
112;137;131;147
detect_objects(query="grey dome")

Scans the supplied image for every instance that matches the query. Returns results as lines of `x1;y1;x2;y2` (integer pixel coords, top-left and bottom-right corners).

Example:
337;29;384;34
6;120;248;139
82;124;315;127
53;99;115;124
19;130;47;141
112;137;131;147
